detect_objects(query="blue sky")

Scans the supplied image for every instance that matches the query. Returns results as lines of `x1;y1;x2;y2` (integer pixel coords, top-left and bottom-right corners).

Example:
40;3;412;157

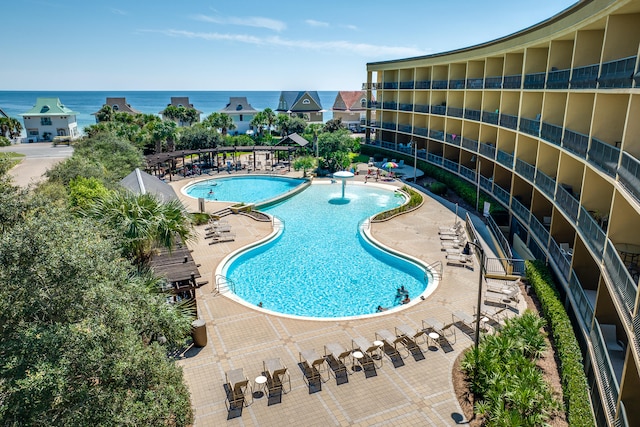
2;0;578;91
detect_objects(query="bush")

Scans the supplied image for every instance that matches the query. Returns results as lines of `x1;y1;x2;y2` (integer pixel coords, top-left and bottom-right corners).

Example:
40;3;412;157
525;260;594;427
0;136;11;147
429;181;447;196
372;185;423;221
191;212;211;225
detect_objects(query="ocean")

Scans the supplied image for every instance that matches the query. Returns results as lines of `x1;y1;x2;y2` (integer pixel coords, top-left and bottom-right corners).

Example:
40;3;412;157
0;91;339;136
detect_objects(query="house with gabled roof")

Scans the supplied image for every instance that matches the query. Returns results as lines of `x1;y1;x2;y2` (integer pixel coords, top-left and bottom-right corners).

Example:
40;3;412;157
160;97;202;126
332;90;372;132
19;97;80;142
276;91;324;123
220;97;259;135
92;97;141;122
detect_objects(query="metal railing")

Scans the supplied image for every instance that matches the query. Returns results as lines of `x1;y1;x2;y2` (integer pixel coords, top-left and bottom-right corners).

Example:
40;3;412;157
568;270;594;327
487;214;513;259
414;104;430;113
431;105;446;115
399;103;413;112
571;63;599;88
464;108;481;121
432;80;448;89
496;150;514;169
603;240;636;328
447;107;463;118
479;142;496;159
382;101;398;110
415;80;431;89
541;122;563;146
555;184;580;222
546;68;571;89
618;152;640;203
515;158;535;181
449;79;465;89
511;197;531;224
588;137;620;177
563;129;589;158
502;74;522;89
443;158;458;172
599;55;636;88
549;239;571;281
429;130;444;141
482;111;499;125
492;184;511;206
535;170;556;199
529;215;550;248
484;76;502;89
578;206;606;256
523;72;545;89
499;113;518;130
519;117;540;137
461;137;478;152
466;78;484;89
399;81;414;89
445;133;460;145
214;274;236;294
590;321;620;425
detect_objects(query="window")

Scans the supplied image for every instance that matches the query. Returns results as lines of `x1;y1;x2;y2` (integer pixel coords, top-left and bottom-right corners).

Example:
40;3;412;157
239;114;243;121
302;99;310;105
112;104;119;111
236;105;243;110
40;117;52;126
28;129;39;136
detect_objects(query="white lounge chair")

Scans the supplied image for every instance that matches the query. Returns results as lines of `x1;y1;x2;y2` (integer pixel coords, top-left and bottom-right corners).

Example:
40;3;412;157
263;358;291;396
352;336;383;369
299;349;329;383
224;368;252;410
324;342;352;377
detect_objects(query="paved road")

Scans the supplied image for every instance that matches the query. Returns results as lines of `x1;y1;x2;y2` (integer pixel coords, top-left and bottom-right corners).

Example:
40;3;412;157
0;142;73;187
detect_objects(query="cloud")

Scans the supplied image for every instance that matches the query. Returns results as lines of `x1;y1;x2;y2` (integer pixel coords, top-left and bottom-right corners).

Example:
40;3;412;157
192;14;286;32
343;25;358;31
151;29;426;58
110;8;127;16
305;19;329;28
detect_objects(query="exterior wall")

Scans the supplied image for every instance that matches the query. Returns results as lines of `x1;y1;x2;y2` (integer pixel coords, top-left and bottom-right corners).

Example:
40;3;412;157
229;113;255;134
364;1;640;425
22;115;79;142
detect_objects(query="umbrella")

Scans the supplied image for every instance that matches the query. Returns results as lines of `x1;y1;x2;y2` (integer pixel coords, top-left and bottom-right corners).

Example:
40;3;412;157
381;161;398;170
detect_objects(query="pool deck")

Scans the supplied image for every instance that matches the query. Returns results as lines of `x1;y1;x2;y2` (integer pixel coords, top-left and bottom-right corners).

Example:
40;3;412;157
169;168;524;426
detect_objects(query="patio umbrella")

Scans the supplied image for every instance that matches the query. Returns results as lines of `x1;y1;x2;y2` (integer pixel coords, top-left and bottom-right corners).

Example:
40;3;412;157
381;161;399;173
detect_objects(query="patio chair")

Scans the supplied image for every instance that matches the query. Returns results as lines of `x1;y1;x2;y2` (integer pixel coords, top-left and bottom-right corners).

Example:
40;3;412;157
299;349;329;384
205;224;232;235
439;223;463;235
224;368;253;410
352;336;382;369
439;221;461;232
324;342;352;379
208;233;236;245
452;310;476;339
375;328;408;359
263;358;291;396
395;324;427;360
398;159;405;167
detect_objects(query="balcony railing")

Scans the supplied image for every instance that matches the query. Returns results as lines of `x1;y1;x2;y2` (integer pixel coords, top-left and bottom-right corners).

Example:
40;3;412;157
515;158;535;181
578;206;606;257
429;130;444;140
590;321;620;425
599;55;637;88
466;78;484;89
549;239;571;280
415;80;431;89
499;113;518;130
588;138;620;177
449;79;465;89
555;184;580;223
398;124;412;133
619;152;640;202
367;101;381;109
480;176;493;192
563;129;589;158
399;103;413;111
519;117;541;137
382;82;398;89
496;150;514;168
511;197;530;223
431;105;446;115
484;76;502;89
381;122;396;130
546;68;570;89
529;216;550;248
399;81;414;89
568;271;594;327
447;107;463;118
482;111;499;125
603;241;636;327
445;133;460;145
464;108;481;121
479;142;496;159
382;101;398;110
432;80;448;89
523;72;546;89
414;127;428;137
443;158;458;172
571;63;599;88
540;122;563;146
535;171;556;199
503;74;522;89
460;164;476;182
414;104;430;113
461;137;478;152
427;153;443;166
615;401;629;427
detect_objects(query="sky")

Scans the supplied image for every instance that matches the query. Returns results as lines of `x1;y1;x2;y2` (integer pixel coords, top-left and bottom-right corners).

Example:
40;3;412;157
2;0;578;91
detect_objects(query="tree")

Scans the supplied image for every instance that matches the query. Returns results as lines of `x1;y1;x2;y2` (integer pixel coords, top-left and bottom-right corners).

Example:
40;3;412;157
0;198;193;426
250;111;267;136
204;112;236;136
323;117;345;133
275;113;291;137
82;191;195;266
317;129;357;172
94;105;114;123
68;176;110;210
0;117;23;140
263;108;276;136
176;125;221;150
293;155;316;177
163;105;200;127
288;117;308;135
147;120;178;153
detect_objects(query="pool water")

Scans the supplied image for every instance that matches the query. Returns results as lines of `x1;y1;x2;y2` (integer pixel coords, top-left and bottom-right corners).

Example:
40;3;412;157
185;176;306;204
223;183;430;318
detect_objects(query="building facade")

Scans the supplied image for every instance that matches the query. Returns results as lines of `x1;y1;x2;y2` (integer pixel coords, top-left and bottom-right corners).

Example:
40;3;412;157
276;91;324;123
93;97;141;122
331;90;371;132
364;0;640;425
220;97;258;135
19;97;80;142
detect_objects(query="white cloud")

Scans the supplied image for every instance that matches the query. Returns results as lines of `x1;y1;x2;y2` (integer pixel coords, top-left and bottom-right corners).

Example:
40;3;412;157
305;19;329;28
152;29;426;58
343;25;358;31
110;8;126;15
192;14;286;32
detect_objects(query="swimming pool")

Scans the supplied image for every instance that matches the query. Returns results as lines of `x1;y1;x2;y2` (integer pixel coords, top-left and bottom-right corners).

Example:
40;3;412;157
184;176;307;204
220;182;432;318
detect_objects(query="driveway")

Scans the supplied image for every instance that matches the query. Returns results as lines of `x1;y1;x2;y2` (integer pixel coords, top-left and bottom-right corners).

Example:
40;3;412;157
0;142;73;187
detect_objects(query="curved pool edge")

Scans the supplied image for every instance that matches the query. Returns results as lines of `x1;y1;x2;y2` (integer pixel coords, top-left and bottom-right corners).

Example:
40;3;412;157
213;180;440;321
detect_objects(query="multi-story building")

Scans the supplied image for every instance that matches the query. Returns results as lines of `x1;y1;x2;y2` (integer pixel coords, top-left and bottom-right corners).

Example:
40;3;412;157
276;91;324;123
331;90;370;132
19;97;80;142
220;97;258;135
364;0;640;425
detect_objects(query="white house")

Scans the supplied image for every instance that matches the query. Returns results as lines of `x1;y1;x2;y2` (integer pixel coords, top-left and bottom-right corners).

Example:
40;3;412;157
220;97;259;135
19;97;80;142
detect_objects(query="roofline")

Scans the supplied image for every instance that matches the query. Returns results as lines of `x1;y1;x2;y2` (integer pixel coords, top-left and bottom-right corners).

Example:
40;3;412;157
367;0;592;67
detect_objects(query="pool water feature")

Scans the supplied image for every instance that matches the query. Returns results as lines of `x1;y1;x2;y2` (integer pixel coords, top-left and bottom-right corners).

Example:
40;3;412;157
222;183;431;318
184;176;306;204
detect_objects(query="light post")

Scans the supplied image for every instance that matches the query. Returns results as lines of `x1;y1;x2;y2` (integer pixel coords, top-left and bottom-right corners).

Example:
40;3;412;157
466;240;485;351
412;140;418;183
475;158;481;213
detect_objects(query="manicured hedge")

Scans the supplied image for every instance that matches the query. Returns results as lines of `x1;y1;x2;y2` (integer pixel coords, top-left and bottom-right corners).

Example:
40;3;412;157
372;185;423;221
525;260;594;427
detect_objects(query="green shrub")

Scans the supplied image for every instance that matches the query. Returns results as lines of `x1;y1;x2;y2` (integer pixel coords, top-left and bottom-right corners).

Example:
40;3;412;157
525;260;594;427
190;212;211;225
372;185;422;221
429;181;447;196
0;136;11;147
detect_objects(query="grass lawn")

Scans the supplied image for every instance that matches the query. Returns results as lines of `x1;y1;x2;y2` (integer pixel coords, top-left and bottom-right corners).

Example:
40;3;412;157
0;152;26;168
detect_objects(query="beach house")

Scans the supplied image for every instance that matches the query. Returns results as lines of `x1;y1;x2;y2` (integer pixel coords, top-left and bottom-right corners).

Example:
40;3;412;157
220;97;258;135
331;90;371;132
160;97;202;126
19;97;80;142
93;97;141;122
276;91;324;123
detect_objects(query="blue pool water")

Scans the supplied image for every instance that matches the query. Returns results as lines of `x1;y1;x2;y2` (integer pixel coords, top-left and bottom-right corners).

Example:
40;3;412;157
223;183;430;318
185;176;306;204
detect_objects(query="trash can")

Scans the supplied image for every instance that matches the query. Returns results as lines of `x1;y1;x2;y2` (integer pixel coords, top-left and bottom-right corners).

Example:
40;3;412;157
191;319;207;347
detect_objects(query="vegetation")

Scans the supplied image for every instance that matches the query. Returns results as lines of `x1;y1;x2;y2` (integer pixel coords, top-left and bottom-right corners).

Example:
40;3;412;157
428;181;447;196
372;185;423;221
293;155;316;177
161;105;200;126
461;311;561;426
0;152;25;173
0;136;10;147
317;129;359;173
0;116;23;140
525;260;594;427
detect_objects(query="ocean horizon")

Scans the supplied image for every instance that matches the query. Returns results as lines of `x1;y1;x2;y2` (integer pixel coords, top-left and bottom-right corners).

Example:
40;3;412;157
0;90;340;135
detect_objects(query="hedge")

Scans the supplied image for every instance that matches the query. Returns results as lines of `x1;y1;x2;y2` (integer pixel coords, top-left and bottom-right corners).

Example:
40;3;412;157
372;185;423;222
525;260;594;427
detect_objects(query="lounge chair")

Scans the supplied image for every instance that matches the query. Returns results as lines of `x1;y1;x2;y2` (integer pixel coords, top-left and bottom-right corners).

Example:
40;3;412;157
395;324;427;359
485;280;520;303
452;310;476;331
422;317;452;346
439;223;463;235
206;224;232;234
398;159;405;167
324;342;352;378
439;221;461;232
446;253;474;269
375;328;408;359
208;233;236;245
299;349;329;384
352;336;382;369
224;368;252;410
263;358;291;396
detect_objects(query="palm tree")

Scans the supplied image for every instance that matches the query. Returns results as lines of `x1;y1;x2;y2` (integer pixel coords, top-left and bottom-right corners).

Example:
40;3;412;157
82;191;195;266
204;112;236;136
8;118;23;140
95;105;114;123
147;120;178;153
275;113;291;137
250;111;267;137
263;108;276;136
